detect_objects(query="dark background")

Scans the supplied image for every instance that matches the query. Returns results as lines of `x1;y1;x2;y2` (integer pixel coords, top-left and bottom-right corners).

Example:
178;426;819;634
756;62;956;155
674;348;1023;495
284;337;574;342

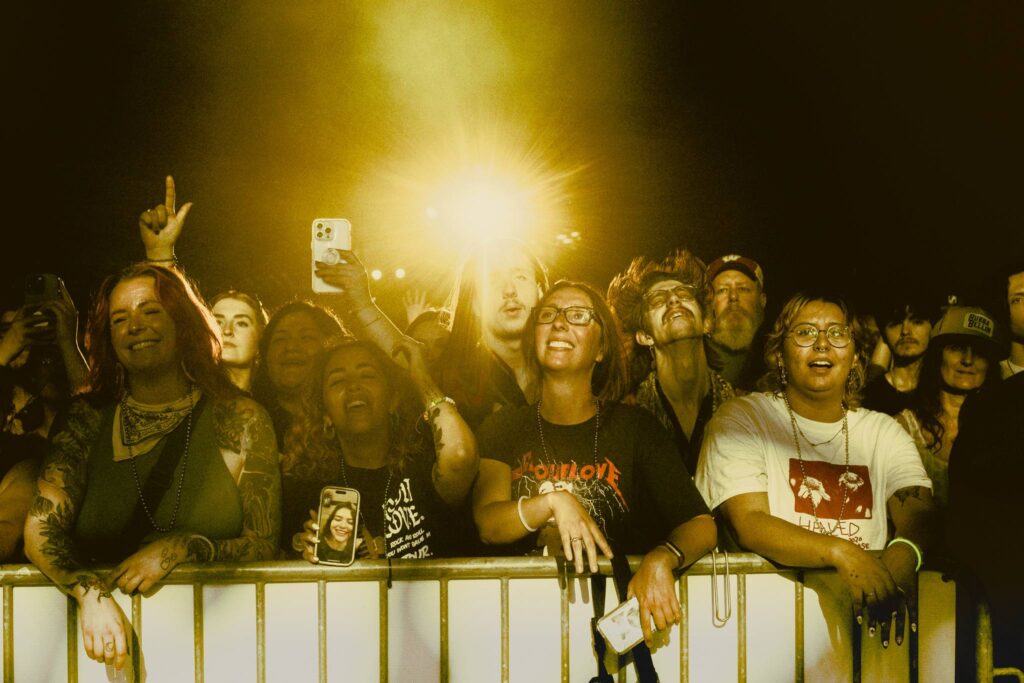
4;2;1022;325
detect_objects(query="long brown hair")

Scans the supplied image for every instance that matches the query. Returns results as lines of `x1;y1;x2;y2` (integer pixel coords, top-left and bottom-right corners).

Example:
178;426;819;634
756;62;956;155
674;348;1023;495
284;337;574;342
523;280;630;403
85;263;239;401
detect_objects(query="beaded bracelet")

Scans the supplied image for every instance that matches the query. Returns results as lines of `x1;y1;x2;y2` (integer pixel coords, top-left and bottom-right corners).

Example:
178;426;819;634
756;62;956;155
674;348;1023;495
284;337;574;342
421;395;456;422
887;537;923;572
517;496;538;533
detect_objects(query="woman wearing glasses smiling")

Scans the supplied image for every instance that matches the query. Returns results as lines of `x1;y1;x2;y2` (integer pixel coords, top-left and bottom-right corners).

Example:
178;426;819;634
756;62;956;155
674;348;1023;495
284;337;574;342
473;280;716;649
695;291;936;680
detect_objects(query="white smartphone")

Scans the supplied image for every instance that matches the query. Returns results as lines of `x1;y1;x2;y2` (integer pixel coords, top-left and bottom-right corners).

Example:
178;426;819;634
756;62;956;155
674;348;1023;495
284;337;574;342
596;596;644;654
311;218;353;293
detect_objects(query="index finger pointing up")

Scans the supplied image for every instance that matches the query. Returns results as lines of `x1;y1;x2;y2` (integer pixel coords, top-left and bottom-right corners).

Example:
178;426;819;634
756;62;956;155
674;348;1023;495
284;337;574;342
165;175;176;212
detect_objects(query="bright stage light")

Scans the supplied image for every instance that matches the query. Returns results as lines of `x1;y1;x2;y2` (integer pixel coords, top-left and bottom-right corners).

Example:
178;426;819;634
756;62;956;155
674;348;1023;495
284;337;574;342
371;269;383;280
395;268;406;278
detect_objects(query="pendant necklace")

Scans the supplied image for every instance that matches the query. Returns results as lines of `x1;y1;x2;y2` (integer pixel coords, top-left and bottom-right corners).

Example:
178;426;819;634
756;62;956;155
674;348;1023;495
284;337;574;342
122;387;196;533
782;390;851;535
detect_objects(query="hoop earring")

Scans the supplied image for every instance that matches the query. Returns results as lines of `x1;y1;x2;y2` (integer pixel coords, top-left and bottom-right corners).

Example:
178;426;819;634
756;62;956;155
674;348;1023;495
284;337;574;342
180;360;196;384
322;417;336;440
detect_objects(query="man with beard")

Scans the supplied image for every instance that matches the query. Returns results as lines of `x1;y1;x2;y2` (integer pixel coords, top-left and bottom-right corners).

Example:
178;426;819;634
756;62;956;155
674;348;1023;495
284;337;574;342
704;254;767;391
861;297;940;415
608;249;736;473
999;264;1024;378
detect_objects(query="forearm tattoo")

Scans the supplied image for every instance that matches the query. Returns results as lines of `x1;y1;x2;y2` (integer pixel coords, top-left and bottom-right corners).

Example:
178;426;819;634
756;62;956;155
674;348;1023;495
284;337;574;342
213;399;281;561
68;574;112;602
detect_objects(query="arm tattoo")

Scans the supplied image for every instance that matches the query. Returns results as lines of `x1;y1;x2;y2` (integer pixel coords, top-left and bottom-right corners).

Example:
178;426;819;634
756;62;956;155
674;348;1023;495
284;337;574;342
66;574;112;603
213;399;281;561
214;398;256;453
892;486;926;506
36;498;80;572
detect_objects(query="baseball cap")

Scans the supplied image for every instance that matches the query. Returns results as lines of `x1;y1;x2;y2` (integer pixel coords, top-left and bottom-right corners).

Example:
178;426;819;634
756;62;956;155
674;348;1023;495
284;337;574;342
706;254;764;288
930;306;1007;360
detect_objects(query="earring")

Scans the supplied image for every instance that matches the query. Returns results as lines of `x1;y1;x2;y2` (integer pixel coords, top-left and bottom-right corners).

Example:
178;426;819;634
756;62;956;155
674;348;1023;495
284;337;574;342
180;360;196;384
778;361;788;387
322;417;336;440
115;363;125;392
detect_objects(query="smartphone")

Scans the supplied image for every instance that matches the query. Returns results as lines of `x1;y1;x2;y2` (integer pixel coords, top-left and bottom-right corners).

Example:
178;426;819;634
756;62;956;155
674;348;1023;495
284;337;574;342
311;218;353;294
314;486;360;566
596;596;644;654
24;274;63;308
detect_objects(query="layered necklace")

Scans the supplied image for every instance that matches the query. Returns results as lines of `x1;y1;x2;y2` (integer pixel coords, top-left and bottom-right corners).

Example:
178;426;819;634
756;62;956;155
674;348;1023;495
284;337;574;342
535;399;601;468
121;387;196;533
781;390;851;534
338;455;392;558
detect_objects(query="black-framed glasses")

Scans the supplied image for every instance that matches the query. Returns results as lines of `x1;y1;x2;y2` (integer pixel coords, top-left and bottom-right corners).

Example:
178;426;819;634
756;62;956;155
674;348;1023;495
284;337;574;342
535;305;598;326
789;323;852;348
643;285;698;310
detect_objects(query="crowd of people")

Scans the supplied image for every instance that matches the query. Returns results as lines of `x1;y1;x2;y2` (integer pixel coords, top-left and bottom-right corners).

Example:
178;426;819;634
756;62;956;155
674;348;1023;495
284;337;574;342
2;175;1021;674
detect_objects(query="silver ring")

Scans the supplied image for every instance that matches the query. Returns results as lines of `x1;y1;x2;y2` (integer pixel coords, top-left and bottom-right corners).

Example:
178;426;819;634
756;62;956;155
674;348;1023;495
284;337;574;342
570;537;582;543
104;642;114;652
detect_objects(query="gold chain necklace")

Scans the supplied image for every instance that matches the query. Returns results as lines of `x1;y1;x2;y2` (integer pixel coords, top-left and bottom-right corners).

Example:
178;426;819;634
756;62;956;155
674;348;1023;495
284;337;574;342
781;391;850;534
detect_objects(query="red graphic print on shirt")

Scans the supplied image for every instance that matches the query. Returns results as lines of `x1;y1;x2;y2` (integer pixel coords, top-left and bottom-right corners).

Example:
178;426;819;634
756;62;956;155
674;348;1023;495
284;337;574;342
788;460;873;520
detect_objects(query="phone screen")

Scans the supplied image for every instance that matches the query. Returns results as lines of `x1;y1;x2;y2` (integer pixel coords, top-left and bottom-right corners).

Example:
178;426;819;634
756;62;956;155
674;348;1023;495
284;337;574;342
314;486;361;566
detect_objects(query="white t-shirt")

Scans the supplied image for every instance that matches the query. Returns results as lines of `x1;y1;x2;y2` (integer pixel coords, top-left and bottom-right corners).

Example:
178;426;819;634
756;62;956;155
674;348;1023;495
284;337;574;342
695;392;932;550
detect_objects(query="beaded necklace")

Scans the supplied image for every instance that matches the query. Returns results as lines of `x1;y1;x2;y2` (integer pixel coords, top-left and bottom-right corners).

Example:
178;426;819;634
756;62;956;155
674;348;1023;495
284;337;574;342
338;456;392;558
535;399;600;470
781;391;850;535
122;387;195;533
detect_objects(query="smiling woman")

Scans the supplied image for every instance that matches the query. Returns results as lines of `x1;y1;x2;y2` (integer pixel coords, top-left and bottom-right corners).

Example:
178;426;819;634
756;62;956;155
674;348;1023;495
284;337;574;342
23;263;281;674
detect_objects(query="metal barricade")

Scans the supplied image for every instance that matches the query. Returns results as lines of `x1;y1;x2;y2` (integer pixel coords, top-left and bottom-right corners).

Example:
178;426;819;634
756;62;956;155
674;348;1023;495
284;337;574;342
0;555;968;682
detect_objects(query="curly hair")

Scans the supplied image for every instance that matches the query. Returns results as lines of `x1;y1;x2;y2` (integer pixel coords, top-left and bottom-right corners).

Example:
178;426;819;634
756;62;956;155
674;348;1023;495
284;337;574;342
606;249;709;380
252;301;345;478
522;280;630;403
758;291;871;408
314;338;426;476
84;262;239;402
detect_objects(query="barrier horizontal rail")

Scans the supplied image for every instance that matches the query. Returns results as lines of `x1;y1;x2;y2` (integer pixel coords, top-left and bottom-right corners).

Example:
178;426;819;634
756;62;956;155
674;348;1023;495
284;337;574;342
0;554;963;683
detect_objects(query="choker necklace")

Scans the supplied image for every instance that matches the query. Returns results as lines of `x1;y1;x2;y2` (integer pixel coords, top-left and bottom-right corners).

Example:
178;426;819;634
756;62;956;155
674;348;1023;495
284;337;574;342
536;399;600;469
338;455;392;558
782;391;850;535
123;387;196;533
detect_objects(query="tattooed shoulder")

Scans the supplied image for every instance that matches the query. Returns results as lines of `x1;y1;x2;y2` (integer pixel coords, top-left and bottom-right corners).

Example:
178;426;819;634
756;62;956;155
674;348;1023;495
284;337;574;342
892;486;927;506
214;397;258;452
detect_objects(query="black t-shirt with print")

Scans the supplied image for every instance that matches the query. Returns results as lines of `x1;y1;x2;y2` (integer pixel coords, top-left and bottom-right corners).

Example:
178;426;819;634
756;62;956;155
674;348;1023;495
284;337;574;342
476;402;710;555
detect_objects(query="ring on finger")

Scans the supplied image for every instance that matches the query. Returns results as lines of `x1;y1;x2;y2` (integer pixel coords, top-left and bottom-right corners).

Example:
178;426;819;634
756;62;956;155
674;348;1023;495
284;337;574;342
570;536;582;543
104;642;115;652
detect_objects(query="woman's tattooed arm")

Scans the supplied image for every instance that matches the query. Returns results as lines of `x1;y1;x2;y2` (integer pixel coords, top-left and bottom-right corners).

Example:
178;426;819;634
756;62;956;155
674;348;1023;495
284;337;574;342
23;400;107;600
212;397;281;561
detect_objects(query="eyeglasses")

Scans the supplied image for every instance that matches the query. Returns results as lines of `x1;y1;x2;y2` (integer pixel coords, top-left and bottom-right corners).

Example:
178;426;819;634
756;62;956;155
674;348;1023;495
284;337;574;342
789;323;852;348
644;285;698;310
535;306;598;326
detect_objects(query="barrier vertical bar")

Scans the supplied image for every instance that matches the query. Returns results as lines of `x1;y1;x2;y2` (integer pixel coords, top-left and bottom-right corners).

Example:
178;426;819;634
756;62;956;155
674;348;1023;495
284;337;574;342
132;593;143;681
193;584;204;683
3;585;12;682
379;580;389;683
794;579;804;683
501;577;510;683
560;578;570;683
66;595;77;683
680;576;689;683
318;580;327;683
256;582;266;683
976;601;992;683
439;578;449;683
737;574;747;683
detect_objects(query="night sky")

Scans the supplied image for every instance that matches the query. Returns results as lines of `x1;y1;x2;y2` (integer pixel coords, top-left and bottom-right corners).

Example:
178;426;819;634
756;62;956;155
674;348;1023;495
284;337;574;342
5;2;1023;324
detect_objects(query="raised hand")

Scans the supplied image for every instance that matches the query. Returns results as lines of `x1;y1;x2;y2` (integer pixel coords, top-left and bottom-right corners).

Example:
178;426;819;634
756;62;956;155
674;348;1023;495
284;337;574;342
403;289;429;326
139;175;192;261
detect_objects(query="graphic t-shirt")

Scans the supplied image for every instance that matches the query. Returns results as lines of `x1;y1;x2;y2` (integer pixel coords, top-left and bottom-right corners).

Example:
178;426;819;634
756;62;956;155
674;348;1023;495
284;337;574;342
695;392;931;550
476;402;709;555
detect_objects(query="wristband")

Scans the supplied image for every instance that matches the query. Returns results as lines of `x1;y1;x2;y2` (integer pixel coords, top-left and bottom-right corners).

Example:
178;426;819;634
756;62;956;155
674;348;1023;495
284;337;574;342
660;541;685;569
191;534;217;562
887;537;922;572
517;496;538;533
422;395;456;422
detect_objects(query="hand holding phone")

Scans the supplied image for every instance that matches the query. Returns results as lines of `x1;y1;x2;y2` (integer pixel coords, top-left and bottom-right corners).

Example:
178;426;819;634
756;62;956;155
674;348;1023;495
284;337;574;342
596;596;644;654
311;219;353;293
314;486;361;566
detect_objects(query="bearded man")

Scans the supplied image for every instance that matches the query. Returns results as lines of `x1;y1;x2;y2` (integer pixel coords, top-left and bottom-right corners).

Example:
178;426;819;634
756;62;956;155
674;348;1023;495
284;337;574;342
704;254;768;391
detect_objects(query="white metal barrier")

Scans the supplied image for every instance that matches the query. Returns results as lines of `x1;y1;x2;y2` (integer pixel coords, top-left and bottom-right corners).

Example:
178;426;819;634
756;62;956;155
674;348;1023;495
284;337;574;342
0;555;957;682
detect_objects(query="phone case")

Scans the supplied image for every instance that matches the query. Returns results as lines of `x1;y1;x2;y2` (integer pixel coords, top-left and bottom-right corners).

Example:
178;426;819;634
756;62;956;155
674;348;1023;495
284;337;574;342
314;486;361;566
311;218;353;293
596;596;644;654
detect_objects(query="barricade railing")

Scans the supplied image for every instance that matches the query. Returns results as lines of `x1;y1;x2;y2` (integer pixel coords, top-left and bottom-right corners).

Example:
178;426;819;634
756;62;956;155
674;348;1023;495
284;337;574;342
0;554;970;682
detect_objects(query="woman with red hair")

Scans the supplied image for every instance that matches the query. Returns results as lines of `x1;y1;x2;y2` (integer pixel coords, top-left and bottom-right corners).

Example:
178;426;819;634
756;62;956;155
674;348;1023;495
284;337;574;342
25;263;281;673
